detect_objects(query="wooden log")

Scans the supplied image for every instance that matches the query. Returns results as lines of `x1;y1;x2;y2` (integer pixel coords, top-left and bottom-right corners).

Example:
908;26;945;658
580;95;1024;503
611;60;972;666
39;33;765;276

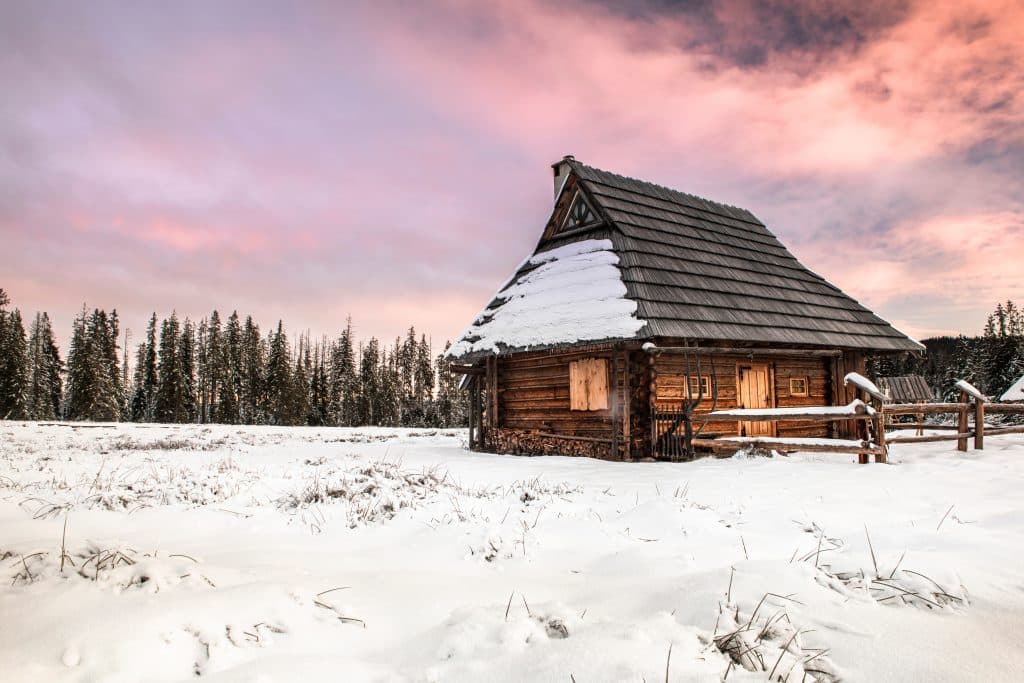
525;431;613;444
957;391;969;452
702;410;872;422
980;425;1024;436
888;432;975;444
884;402;971;415
610;351;619;459
975;399;985;450
622;349;631;461
648;346;842;358
984;404;1024;414
449;364;485;375
885;423;964;430
692;438;879;455
873;402;887;464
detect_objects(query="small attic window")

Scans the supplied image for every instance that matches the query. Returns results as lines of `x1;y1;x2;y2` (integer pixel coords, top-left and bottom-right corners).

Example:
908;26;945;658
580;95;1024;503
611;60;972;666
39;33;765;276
562;193;596;231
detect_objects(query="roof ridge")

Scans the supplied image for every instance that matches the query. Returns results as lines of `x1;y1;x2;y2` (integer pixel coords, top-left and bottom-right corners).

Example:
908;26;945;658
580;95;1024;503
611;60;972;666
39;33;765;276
569;159;757;219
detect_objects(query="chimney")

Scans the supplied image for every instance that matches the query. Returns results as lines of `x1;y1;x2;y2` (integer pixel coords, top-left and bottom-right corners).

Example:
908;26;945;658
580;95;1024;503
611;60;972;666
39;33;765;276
551;154;574;199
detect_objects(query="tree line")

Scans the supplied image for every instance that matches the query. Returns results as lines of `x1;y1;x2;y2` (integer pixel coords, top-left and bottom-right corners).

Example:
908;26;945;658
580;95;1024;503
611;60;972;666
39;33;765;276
4;288;1023;423
0;288;466;427
866;300;1024;400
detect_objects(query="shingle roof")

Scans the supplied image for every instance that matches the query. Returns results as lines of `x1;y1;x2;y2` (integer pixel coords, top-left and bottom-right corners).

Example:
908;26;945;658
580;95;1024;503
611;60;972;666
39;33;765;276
878;375;933;402
448;159;923;360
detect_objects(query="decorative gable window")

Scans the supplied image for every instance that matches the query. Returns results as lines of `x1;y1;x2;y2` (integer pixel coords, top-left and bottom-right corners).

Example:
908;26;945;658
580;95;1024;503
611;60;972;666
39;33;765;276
569;358;609;411
562;193;596;231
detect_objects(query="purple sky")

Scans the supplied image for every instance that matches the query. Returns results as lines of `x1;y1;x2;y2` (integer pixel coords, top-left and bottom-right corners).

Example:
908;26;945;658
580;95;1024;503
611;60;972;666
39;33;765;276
2;0;1022;351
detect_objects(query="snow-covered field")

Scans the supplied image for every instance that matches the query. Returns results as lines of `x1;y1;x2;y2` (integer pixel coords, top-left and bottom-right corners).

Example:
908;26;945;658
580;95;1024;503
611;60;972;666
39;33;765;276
1;423;1023;682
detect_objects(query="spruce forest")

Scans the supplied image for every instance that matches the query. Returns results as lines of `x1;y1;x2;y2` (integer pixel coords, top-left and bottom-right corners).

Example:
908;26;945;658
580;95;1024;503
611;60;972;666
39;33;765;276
0;288;466;427
2;287;1023;424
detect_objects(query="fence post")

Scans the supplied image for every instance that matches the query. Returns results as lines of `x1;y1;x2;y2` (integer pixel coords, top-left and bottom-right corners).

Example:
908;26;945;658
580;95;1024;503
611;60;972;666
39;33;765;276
974;398;985;450
957;391;969;452
857;389;869;464
873;399;887;463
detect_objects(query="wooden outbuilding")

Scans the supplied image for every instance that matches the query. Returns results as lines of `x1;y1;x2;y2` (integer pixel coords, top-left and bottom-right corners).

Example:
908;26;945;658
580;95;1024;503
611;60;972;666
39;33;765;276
878;375;933;403
446;157;922;460
1001;375;1024;402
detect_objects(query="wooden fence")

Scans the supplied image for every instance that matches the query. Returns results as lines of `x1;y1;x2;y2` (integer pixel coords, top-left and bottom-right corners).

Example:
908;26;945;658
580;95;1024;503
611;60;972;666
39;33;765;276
688;378;1024;464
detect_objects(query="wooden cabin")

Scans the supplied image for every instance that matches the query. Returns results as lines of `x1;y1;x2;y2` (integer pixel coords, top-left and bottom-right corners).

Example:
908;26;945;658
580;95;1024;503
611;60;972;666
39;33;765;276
446;157;922;460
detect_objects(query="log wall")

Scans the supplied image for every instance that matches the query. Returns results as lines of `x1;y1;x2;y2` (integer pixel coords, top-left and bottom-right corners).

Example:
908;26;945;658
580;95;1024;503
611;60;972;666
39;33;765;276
652;352;832;439
471;344;850;459
485;345;628;460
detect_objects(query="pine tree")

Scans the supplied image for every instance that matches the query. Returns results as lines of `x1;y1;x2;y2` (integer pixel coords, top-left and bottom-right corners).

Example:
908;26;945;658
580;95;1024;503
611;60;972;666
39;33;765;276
308;340;330;426
62;307;120;421
0;300;28;420
64;307;92;420
154;313;184;422
240;316;265;424
356;338;380;426
179;319;197;422
25;312;63;420
130;314;158;421
221;311;242;423
265;321;292;424
415;334;435;426
292;333;311;425
205;310;223;423
329;318;357;426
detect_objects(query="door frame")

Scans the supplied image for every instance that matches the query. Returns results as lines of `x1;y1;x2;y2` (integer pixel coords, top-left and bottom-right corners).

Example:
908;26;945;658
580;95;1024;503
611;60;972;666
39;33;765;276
736;362;777;437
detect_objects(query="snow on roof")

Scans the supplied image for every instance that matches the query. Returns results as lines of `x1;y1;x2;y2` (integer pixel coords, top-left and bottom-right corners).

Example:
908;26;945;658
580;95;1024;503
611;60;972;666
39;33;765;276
446;239;644;359
1001;375;1024;402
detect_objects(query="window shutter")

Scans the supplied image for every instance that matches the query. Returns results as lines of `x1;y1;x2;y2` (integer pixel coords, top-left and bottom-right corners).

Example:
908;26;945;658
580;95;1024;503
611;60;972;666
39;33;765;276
570;358;609;411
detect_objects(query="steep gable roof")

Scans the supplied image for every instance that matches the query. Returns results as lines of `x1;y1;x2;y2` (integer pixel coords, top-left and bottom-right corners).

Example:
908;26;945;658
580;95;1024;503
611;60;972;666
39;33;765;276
448;158;923;361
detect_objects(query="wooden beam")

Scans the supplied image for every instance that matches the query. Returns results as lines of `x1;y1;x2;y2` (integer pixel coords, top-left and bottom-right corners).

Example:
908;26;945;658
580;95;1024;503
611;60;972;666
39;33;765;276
692;438;879;456
957;391;969;452
974;399;985;450
702;411;872;422
647;346;842;358
526;432;613;444
980;425;1024;436
449;364;485;375
489;355;499;431
610;350;619;460
883;402;972;415
622;349;631;461
888;432;975;444
984;404;1024;414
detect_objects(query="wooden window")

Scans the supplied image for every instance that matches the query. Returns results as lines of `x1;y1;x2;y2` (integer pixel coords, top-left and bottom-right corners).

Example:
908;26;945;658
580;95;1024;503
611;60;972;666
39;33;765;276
569;358;609;410
561;193;596;231
789;377;809;397
688;375;711;397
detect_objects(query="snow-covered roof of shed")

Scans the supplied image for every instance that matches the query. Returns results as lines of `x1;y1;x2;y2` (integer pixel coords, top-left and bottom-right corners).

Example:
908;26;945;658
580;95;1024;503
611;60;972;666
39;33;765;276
1001;375;1024;402
446;158;923;361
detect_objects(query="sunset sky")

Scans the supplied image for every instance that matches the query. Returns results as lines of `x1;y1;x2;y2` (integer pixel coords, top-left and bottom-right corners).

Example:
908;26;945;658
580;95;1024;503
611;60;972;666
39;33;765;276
2;0;1022;351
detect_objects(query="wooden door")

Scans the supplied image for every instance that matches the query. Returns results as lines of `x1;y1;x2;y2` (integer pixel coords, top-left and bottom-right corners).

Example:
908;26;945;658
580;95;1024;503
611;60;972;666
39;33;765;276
738;364;774;437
